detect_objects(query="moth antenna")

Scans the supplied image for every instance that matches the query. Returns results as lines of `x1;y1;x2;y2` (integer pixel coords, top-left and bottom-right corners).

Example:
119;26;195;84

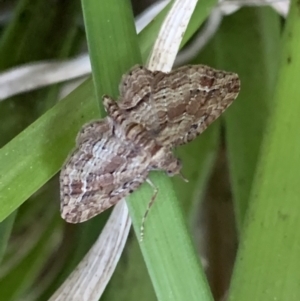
179;171;189;183
140;178;158;242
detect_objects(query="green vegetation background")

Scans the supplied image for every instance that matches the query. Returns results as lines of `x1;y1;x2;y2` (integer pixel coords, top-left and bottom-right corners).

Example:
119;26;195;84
0;0;300;300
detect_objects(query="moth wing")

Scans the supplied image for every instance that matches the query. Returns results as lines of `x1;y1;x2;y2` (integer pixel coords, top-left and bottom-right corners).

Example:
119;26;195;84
151;65;240;147
118;65;240;146
76;118;112;145
60;118;149;223
118;65;163;132
118;65;154;109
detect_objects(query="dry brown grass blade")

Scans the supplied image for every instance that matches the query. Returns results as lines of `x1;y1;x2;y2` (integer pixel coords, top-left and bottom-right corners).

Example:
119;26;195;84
48;201;131;301
147;0;198;72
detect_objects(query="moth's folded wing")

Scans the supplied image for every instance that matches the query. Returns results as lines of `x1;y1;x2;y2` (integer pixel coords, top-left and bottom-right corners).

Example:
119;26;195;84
152;65;240;147
118;65;154;109
117;66;161;133
60;120;149;223
75;118;112;146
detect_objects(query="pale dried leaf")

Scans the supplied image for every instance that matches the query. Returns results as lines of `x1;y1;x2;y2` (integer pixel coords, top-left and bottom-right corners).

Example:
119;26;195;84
0;1;168;101
0;0;289;101
49;201;131;301
147;0;199;72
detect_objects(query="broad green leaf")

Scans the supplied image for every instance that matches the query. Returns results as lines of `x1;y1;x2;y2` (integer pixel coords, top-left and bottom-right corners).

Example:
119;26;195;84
216;8;281;229
229;2;300;300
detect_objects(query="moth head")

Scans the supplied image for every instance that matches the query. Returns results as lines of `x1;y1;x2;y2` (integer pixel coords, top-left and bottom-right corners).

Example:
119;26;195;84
165;158;182;177
158;149;182;177
150;148;182;177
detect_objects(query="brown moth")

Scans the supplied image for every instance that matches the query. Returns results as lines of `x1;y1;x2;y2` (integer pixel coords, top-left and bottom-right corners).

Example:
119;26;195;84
60;65;240;236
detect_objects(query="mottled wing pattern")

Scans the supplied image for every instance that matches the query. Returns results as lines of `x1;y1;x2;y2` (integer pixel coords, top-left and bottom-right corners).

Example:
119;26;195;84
119;65;240;147
118;65;153;109
60;64;241;226
75;119;111;145
60;117;149;223
118;65;161;133
151;65;240;146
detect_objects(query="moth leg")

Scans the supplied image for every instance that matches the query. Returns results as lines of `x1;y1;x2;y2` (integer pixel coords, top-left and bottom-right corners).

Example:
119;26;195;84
178;171;189;183
140;178;158;242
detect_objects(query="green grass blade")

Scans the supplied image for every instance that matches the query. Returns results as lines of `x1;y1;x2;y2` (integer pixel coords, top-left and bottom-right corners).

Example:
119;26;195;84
0;0;80;67
0;79;99;222
82;0;142;108
228;1;300;300
0;215;59;301
0;0;81;273
128;171;213;301
219;8;281;230
78;3;150;300
173;123;220;215
103;236;156;301
81;1;213;300
0;213;16;265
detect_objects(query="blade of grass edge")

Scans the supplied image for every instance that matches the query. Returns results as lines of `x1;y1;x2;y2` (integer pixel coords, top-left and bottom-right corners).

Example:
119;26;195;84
0;213;16;264
229;2;300;300
221;8;281;231
129;1;213;301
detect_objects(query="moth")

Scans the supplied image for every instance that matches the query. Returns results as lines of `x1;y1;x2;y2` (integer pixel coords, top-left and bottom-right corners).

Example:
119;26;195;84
60;65;240;236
